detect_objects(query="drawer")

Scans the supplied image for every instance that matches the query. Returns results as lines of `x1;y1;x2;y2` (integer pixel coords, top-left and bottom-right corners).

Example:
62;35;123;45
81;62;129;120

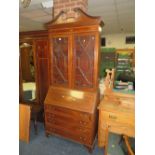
102;122;135;137
101;111;134;126
45;115;92;134
45;105;92;122
45;112;92;128
46;124;92;145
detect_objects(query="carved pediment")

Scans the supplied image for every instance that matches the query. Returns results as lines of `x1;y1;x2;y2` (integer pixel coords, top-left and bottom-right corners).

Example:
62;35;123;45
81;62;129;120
45;8;104;29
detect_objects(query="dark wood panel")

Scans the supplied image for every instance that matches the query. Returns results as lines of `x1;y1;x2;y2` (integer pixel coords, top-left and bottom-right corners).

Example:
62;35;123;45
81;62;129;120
44;86;99;113
35;40;48;58
35;39;50;104
45;114;92;134
46;124;92;145
45;105;91;122
19;30;48;40
38;59;49;104
45;112;92;128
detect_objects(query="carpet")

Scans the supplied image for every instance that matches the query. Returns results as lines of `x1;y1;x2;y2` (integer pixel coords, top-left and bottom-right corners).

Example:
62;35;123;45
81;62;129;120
19;122;104;155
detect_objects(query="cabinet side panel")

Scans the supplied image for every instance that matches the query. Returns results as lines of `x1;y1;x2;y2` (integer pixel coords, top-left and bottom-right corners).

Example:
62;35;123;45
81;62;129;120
35;40;49;104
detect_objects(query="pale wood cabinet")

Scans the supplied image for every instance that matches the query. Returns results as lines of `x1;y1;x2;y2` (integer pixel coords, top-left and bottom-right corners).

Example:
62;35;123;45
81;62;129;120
98;93;135;155
19;103;31;143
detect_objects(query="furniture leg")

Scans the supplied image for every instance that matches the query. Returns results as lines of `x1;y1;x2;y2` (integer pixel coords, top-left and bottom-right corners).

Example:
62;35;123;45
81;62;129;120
45;132;49;137
85;145;93;153
104;127;109;155
34;115;38;135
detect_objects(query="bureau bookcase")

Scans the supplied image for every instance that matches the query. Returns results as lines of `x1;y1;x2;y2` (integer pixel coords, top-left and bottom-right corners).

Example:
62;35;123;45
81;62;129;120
44;8;104;152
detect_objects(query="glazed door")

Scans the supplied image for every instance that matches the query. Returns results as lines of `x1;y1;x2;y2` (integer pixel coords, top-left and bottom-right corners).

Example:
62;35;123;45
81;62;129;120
35;39;50;104
73;33;98;90
50;35;71;87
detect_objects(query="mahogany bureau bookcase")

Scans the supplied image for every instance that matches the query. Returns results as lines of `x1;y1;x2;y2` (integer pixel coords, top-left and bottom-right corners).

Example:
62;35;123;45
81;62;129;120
44;8;104;152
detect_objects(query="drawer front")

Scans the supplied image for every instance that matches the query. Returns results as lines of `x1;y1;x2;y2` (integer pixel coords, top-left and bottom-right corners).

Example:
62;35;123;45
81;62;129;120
45;112;92;128
101;110;134;126
45;105;91;122
45;113;92;134
103;122;135;137
46;124;92;145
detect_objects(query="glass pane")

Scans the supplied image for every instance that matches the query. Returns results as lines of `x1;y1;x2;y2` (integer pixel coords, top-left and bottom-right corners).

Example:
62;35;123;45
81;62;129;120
52;37;69;86
74;35;95;88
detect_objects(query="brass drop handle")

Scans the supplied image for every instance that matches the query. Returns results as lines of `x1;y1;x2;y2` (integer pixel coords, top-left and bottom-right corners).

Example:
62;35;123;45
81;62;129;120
80;136;86;141
108;125;111;128
109;114;117;119
79;121;87;125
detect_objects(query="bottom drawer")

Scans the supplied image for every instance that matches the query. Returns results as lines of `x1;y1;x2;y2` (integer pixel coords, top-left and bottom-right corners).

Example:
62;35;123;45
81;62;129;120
103;122;135;137
46;124;92;146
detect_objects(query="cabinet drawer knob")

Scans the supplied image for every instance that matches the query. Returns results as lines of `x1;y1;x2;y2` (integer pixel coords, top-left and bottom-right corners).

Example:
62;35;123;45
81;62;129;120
108;125;111;128
80;136;86;141
109;114;117;119
79;121;87;125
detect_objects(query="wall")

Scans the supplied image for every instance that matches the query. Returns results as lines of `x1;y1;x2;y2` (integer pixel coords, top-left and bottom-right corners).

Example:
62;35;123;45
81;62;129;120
102;33;135;49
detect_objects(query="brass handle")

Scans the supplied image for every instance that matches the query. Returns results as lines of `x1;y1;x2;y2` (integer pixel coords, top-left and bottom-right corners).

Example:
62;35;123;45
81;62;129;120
80;121;83;124
108;125;111;128
79;121;87;125
80;136;86;141
80;114;89;119
109;114;117;119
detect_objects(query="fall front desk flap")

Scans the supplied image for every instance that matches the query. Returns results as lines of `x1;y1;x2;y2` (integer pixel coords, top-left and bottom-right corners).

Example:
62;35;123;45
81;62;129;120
44;86;99;114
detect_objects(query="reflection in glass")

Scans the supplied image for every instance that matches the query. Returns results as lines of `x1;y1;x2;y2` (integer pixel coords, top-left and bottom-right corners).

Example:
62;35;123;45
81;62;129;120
20;42;36;102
